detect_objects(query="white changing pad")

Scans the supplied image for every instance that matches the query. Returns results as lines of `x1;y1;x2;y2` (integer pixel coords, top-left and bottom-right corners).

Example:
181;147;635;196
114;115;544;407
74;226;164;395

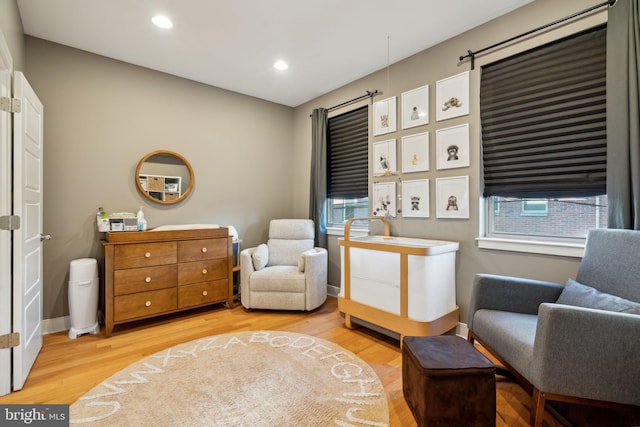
152;224;220;231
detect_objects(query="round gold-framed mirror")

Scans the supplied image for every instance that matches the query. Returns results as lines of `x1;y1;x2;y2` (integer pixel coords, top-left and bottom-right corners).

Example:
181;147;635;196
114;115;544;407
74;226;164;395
135;150;194;204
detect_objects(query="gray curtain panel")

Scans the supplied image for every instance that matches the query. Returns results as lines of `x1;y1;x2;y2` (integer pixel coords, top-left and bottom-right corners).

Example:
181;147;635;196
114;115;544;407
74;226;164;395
607;0;640;229
309;108;328;248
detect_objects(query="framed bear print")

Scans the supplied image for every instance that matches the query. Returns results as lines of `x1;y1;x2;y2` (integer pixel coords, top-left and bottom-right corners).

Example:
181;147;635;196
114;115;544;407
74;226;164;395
436;123;469;170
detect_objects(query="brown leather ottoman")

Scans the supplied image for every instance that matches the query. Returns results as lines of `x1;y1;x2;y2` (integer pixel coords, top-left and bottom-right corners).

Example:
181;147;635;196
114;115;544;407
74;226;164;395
402;335;496;426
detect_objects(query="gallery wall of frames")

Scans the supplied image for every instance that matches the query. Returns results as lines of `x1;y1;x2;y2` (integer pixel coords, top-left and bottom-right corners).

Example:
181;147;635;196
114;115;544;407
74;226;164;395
371;71;471;220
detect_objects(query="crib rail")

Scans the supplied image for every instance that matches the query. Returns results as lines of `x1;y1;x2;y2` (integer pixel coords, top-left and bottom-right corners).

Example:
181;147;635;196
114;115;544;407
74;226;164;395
343;217;390;241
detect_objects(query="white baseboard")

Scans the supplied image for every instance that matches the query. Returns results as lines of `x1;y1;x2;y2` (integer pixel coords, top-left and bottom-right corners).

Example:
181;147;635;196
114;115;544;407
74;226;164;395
456;322;469;339
327;284;340;298
42;316;69;335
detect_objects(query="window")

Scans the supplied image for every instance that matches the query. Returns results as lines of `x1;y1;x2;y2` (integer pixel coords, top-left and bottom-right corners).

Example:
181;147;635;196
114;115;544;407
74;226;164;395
326;198;369;226
326;106;368;227
490;196;607;239
480;25;607;242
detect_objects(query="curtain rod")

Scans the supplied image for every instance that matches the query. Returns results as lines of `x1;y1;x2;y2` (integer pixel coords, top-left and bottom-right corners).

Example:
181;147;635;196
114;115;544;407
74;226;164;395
310;90;379;117
459;0;616;70
328;90;379;112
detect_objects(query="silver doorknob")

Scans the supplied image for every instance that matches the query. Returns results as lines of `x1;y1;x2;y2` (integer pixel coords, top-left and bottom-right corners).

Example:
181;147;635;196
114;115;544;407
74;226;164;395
40;233;52;241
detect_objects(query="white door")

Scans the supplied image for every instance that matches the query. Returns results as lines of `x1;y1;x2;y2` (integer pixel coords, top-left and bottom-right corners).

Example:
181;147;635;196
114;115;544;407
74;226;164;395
12;71;44;391
0;28;13;396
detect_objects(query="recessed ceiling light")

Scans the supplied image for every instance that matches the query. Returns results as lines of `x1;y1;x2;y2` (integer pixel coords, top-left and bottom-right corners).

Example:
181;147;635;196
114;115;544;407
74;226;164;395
152;15;173;29
274;61;289;71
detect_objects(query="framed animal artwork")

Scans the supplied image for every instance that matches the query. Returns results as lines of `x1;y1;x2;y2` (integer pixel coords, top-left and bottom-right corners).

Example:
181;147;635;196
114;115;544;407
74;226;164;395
372;139;397;176
402;132;429;173
436;176;469;219
401;85;429;129
372;181;396;218
436;71;469;121
373;96;397;136
402;179;429;218
436;124;469;170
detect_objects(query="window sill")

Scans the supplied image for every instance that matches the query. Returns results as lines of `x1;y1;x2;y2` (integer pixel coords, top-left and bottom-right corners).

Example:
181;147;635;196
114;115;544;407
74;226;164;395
477;237;584;258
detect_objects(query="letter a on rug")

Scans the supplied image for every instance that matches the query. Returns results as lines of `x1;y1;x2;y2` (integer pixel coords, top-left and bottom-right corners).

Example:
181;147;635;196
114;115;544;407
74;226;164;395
70;330;390;426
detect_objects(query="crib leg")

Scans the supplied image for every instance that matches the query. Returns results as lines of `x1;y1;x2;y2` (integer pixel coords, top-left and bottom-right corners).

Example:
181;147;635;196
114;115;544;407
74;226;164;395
345;313;353;329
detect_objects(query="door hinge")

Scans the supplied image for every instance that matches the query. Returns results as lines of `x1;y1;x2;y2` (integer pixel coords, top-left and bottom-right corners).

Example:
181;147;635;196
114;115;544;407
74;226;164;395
0;97;21;113
0;215;21;231
0;333;20;349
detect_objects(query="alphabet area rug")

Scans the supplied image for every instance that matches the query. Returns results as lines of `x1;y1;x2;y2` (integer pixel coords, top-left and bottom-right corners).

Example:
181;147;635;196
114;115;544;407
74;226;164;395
70;330;390;426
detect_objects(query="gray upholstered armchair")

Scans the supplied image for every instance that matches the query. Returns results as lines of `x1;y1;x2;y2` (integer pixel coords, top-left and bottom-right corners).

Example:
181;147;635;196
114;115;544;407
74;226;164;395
468;228;640;427
240;219;327;311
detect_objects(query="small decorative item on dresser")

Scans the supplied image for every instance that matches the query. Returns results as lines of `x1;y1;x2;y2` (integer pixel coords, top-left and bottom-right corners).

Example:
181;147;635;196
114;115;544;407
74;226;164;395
96;207;110;232
137;207;147;231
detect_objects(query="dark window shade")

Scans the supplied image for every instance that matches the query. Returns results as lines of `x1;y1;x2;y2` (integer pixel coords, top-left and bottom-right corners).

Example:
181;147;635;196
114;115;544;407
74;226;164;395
480;25;607;198
327;105;368;199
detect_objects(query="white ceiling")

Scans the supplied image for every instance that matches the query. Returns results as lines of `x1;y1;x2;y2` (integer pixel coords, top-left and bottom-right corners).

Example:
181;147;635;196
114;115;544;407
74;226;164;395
17;0;534;107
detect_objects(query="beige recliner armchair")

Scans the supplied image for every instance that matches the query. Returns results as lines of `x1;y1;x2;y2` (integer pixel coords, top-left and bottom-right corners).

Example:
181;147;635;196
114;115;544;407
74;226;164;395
240;219;327;311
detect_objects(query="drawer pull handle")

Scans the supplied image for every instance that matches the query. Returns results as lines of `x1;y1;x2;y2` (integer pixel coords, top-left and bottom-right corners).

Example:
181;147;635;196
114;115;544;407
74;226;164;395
145;252;151;258
201;247;208;253
145;276;152;283
202;269;208;275
202;290;208;296
145;300;152;307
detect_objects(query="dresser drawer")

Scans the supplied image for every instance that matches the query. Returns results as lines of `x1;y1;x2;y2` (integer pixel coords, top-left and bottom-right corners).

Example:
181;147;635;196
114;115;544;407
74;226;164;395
178;279;228;309
114;288;177;322
178;238;227;262
114;265;177;296
178;259;227;285
114;242;177;269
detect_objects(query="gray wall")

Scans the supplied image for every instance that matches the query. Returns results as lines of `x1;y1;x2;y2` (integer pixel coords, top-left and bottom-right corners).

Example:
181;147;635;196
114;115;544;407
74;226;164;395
292;0;607;323
24;37;295;320
0;0;24;71
4;0;608;324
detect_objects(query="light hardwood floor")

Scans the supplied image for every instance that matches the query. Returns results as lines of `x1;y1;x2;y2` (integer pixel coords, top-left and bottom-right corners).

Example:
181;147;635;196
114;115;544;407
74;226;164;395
0;297;564;426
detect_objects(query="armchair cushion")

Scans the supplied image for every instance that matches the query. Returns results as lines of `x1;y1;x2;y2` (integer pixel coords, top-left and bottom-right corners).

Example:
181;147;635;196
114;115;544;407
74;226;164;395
268;239;313;266
298;248;320;272
557;279;640;314
266;219;315;266
252;243;269;271
250;265;306;293
472;310;538;381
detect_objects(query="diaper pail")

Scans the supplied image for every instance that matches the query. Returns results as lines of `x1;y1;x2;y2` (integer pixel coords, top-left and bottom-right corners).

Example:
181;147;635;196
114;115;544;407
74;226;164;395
68;258;100;339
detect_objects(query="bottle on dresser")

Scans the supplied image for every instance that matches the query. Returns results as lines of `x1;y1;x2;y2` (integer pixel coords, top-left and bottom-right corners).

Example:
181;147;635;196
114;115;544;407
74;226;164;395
137;207;147;231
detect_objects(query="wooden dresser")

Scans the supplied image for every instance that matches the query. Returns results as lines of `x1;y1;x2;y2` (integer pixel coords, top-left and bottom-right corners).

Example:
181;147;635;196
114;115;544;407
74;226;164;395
102;227;233;337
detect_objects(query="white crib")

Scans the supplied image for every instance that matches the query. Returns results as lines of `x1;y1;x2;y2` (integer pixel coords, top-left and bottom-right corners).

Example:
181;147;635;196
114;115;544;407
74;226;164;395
338;217;459;339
